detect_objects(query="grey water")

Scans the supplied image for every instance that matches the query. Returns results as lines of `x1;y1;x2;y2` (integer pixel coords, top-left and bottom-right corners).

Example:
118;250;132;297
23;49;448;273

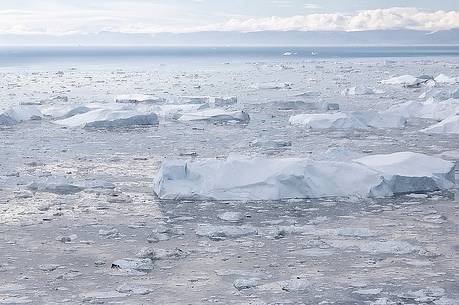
1;46;459;68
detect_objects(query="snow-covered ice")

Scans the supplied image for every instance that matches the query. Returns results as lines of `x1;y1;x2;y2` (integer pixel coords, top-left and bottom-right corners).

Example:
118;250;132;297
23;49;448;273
54;108;159;128
421;115;459;134
289;111;406;129
153;153;455;200
177;108;250;123
115;94;166;104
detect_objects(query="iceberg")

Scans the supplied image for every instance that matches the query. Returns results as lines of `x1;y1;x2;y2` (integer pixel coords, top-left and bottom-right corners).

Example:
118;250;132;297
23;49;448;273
289;111;406;130
355;152;455;195
54;109;159;129
341;86;381;96
381;75;430;87
419;88;459;101
289;113;368;129
421;115;459;134
179;96;237;107
0;105;42;125
177;109;250;123
434;74;459;84
153;153;455;201
386;99;459;121
115;94;165;104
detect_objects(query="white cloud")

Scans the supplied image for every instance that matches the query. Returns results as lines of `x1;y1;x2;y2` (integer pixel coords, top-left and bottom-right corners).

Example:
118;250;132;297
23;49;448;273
205;8;459;33
0;6;458;35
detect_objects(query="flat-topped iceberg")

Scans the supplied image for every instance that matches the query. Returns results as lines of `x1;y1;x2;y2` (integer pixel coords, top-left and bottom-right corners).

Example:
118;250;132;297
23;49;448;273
115;94;165;104
0;105;42;125
54;109;159;128
153;153;455;201
177;109;250;123
289;111;406;129
421;115;459;134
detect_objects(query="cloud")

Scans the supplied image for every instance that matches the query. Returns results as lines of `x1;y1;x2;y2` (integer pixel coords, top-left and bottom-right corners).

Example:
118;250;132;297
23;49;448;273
0;6;458;35
205;8;459;32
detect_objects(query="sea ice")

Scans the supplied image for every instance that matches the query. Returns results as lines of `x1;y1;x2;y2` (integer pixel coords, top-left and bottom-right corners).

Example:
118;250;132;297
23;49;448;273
153;153;455;200
115;94;165;104
421;115;459;134
385;99;459;121
177;108;250;123
289;113;368;129
54;109;159;128
381;75;430;87
289;111;406;129
355;152;455;195
434;74;459;84
0;105;42;125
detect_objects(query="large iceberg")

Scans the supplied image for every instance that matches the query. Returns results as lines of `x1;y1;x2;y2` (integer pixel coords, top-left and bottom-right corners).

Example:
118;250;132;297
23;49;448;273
0;105;42;125
54;109;159;128
177;109;250;123
421;115;459;134
289;111;406;129
153;153;455;201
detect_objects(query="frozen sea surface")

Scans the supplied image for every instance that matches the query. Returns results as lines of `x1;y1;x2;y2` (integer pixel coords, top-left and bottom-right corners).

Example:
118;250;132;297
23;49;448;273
0;47;458;304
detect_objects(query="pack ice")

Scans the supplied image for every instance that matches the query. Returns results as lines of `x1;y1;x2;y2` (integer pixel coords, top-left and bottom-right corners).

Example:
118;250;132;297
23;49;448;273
289;111;406;129
153;152;455;201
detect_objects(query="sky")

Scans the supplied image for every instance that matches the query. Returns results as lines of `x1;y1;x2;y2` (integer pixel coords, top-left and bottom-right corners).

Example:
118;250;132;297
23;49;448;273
1;0;459;35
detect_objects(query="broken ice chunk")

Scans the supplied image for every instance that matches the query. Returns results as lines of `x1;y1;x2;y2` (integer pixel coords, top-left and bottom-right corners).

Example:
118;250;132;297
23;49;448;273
177;108;250;123
355;152;455;196
421;115;459;134
115;94;165;104
54;109;159;129
0;105;42;125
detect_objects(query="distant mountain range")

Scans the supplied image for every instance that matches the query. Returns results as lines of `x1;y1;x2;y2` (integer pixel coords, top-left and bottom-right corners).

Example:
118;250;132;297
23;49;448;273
1;29;458;46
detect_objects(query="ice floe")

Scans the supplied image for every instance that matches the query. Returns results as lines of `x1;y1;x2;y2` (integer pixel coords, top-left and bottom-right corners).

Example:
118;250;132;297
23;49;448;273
341;86;383;96
153;153;455;201
355;152;455;195
54;109;159;128
381;75;432;87
177;108;250;123
434;74;459;84
289;111;406;129
386;99;459;121
0;105;42;125
421;115;459;134
180;96;238;107
115;94;165;104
